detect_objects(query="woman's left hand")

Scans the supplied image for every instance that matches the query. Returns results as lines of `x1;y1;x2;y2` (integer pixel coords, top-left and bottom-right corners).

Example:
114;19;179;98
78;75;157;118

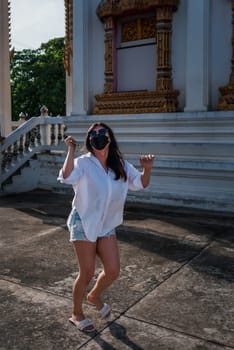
140;154;155;169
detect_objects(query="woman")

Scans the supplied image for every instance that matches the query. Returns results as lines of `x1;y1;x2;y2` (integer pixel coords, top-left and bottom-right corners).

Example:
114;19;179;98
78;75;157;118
58;122;155;332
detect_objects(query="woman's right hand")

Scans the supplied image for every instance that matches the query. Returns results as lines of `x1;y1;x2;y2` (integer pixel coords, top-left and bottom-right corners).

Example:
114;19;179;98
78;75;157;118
62;136;76;178
65;136;76;149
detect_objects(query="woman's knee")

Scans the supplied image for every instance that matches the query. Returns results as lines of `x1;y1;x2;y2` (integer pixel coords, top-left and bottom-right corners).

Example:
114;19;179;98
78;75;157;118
78;268;95;285
105;264;120;281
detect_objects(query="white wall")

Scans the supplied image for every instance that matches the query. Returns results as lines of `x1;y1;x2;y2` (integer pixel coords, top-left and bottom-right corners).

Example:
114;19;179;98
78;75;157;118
172;0;187;111
89;0;105;108
173;0;232;111
70;0;104;115
209;0;232;110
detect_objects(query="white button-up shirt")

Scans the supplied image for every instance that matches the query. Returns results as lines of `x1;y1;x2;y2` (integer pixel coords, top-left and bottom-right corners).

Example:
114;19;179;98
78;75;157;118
58;152;143;242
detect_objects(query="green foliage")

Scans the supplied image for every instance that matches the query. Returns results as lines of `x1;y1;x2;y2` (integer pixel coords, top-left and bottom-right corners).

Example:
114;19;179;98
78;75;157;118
10;37;66;121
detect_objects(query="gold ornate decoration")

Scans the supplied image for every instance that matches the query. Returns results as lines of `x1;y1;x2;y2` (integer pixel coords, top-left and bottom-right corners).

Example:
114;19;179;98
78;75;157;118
8;0;14;61
156;6;174;92
64;0;73;76
122;19;138;42
122;17;155;42
142;17;156;40
97;0;178;18
94;0;179;114
218;0;234;110
93;90;178;114
104;16;115;93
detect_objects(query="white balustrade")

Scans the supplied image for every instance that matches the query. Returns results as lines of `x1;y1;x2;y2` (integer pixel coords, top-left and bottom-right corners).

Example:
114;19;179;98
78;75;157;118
0;116;66;186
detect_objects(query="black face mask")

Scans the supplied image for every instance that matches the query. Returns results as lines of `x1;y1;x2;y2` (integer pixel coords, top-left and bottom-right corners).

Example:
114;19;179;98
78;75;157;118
90;135;109;150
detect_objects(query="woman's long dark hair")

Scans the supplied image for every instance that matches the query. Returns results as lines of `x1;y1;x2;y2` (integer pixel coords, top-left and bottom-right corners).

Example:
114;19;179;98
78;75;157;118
85;122;127;181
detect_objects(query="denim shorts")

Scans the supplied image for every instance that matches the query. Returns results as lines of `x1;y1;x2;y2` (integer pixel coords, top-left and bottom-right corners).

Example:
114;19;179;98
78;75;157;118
67;208;116;242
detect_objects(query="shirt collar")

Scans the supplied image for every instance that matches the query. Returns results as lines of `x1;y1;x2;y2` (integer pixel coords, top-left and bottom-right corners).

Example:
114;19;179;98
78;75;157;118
89;152;105;170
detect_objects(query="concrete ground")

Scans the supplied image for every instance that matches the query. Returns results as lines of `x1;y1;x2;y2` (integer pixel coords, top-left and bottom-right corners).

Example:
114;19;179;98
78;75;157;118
0;190;234;350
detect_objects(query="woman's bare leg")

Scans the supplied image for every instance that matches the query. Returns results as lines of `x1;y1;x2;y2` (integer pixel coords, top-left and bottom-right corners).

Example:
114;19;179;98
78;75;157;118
87;235;120;310
72;240;96;329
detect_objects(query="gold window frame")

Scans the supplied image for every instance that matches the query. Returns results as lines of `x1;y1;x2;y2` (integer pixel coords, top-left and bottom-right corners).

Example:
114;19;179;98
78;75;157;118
94;0;179;114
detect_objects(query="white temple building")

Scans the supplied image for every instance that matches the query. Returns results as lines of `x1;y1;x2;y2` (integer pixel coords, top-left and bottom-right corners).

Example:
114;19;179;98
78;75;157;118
1;0;234;213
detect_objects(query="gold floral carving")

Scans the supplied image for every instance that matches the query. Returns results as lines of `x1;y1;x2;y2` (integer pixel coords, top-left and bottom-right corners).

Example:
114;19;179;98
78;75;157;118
122;17;155;42
142;17;156;39
95;0;179;114
64;0;73;76
218;0;234;110
122;20;138;42
156;7;173;91
97;0;178;19
104;17;115;93
94;91;179;114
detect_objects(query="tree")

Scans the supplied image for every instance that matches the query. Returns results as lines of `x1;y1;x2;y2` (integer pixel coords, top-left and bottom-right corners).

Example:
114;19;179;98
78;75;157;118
10;37;66;121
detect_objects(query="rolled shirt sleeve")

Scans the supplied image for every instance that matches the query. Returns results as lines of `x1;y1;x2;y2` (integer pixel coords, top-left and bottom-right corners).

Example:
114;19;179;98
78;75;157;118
125;160;143;191
57;157;84;185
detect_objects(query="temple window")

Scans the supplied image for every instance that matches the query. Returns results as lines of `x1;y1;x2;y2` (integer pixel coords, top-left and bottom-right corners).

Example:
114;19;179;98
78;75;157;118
117;14;156;92
95;0;179;114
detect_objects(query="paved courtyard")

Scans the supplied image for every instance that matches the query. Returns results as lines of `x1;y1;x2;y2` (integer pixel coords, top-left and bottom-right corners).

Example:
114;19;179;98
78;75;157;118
0;190;233;350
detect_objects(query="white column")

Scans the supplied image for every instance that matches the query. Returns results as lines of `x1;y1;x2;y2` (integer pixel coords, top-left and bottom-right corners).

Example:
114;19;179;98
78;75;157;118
66;71;73;116
0;0;11;136
184;0;209;112
71;0;89;115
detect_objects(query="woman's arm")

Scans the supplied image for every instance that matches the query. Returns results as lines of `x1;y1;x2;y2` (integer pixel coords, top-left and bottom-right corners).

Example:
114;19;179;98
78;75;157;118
62;136;76;179
140;154;155;188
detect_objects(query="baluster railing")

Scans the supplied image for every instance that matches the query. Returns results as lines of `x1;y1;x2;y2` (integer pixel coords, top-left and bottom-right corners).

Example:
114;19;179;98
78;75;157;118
36;125;41;146
51;124;56;145
0;113;66;185
24;132;30;152
13;141;18;161
19;135;24;155
58;124;63;144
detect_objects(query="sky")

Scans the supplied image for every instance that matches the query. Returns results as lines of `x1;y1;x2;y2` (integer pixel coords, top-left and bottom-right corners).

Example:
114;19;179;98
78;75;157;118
11;0;65;50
